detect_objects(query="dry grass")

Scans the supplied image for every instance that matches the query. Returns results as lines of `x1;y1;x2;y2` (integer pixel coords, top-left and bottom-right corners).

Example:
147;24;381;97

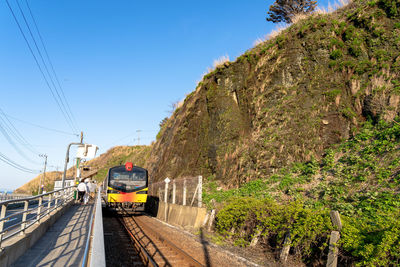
213;55;230;68
261;0;353;45
197;55;231;83
253;37;266;47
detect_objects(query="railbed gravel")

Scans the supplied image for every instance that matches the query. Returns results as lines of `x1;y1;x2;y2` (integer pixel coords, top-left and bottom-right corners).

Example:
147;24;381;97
135;214;282;267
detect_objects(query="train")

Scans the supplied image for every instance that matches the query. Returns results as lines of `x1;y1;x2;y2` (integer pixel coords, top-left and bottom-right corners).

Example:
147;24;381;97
103;162;148;211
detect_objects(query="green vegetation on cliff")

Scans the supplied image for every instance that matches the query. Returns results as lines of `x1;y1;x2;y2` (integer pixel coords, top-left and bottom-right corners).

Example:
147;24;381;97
206;119;400;265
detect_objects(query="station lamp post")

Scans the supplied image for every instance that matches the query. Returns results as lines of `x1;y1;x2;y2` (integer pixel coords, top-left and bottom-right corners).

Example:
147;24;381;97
61;143;98;189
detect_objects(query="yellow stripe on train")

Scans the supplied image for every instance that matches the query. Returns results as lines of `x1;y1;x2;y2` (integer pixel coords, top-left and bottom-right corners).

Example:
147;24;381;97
107;187;148;203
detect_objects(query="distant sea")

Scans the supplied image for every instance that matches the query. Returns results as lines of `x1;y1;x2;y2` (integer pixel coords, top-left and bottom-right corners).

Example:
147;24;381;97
0;189;13;194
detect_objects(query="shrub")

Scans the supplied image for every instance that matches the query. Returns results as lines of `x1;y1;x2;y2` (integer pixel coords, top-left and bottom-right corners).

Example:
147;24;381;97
215;198;332;259
330;49;343;60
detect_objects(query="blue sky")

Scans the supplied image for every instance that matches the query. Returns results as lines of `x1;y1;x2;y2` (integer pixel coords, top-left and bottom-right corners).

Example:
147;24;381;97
0;0;333;190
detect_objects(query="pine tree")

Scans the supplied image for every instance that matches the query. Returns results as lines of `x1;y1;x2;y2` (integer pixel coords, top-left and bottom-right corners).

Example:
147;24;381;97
266;0;317;24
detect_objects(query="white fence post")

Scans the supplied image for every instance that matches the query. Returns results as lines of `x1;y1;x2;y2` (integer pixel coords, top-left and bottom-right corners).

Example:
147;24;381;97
172;180;176;204
183;178;187;206
164;177;170;203
198;175;202;208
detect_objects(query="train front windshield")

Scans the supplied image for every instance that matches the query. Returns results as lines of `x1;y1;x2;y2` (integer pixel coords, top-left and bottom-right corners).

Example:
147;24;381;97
109;166;147;192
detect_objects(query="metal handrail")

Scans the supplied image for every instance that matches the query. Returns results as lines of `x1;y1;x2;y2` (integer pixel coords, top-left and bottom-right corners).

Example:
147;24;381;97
0;185;76;249
83;187;106;267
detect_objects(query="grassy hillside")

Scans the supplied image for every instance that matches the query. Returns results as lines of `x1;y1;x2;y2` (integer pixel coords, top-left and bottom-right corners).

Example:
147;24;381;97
15;171;66;195
15;146;151;194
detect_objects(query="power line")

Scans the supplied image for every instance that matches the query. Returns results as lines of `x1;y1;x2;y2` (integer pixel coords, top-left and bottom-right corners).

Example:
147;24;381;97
23;0;80;132
105;130;157;147
14;0;78;133
5;0;78;134
2;111;79;137
0;107;40;155
0;116;41;165
0;152;40;174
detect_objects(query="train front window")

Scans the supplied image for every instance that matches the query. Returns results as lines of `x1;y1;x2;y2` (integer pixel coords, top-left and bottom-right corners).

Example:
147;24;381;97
109;166;147;191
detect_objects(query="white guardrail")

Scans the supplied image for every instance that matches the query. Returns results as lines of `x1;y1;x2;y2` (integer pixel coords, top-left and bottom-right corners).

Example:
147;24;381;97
0;186;76;249
83;188;105;267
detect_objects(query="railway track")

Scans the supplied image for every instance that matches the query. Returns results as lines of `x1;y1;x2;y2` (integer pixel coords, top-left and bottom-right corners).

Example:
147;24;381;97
104;207;204;267
103;209;145;266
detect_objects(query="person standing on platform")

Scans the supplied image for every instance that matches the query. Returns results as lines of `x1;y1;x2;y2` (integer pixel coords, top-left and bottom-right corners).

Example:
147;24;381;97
83;179;90;204
88;179;96;201
77;179;88;204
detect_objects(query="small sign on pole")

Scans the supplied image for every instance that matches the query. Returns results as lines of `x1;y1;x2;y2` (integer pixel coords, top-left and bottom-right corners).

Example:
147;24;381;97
76;144;98;159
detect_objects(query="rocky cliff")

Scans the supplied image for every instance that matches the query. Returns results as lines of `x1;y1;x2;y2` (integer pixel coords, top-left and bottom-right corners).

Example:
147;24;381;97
145;0;400;186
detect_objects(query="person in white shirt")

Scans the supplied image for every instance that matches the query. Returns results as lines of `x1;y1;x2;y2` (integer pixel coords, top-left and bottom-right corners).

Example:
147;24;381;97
87;180;96;200
77;179;88;204
83;180;90;204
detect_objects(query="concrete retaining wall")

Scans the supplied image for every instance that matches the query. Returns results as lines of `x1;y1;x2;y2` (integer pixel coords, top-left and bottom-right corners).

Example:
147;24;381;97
155;201;207;229
0;201;73;267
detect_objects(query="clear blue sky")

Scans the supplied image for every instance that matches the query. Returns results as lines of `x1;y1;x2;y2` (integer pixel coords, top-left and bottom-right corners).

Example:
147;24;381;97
0;0;333;190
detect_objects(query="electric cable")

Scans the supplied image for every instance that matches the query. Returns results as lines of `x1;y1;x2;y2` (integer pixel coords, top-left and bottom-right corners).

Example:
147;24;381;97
14;0;78;133
0;118;41;165
0;107;40;155
0;152;40;174
5;0;78;134
24;0;80;132
1;112;78;136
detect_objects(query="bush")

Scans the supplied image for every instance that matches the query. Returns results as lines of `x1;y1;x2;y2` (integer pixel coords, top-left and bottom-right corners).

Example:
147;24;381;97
330;49;343;60
215;198;332;259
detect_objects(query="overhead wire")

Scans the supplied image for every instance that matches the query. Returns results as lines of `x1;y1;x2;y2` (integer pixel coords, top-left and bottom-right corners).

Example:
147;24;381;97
5;0;79;134
0;116;41;165
14;0;78;133
24;0;80;132
1;112;79;137
0;152;40;174
0;107;40;155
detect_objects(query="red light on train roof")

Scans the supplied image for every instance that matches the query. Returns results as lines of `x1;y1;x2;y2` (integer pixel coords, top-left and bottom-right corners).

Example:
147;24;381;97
125;162;133;171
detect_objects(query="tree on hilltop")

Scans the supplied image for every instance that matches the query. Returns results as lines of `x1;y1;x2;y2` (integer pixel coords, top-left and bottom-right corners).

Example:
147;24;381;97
266;0;317;24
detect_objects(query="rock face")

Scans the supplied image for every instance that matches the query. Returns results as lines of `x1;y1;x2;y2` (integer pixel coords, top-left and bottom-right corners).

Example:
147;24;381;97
145;0;400;185
17;0;400;190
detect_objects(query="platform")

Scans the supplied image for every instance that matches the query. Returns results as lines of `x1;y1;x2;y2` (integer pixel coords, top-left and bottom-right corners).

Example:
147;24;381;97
11;203;93;267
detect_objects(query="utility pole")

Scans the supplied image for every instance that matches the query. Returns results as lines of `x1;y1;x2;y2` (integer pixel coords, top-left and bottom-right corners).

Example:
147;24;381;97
38;154;47;195
77;131;83;181
136;130;142;145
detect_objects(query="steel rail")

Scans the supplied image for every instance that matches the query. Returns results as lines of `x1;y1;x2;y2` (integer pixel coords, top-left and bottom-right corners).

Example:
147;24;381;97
117;205;203;267
131;215;204;267
118;216;157;267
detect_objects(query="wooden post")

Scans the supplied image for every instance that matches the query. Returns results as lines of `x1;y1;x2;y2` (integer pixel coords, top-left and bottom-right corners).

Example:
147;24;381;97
326;210;342;267
198;175;202;208
208;209;215;231
280;232;291;263
327;231;340;267
330;210;342;230
202;212;210;227
172;180;176;204
250;228;262;247
183;178;187;206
